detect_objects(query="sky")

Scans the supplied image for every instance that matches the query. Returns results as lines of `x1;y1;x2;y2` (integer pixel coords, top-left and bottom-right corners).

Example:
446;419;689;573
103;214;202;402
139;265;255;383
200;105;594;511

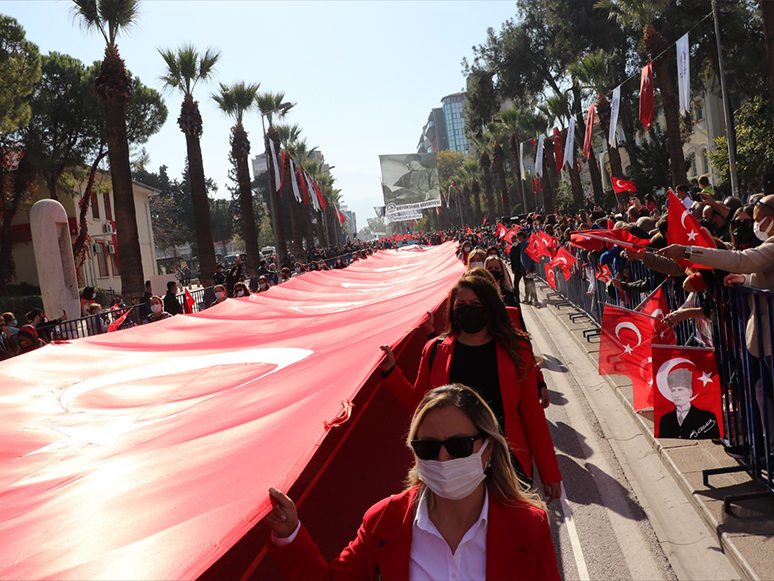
2;0;520;232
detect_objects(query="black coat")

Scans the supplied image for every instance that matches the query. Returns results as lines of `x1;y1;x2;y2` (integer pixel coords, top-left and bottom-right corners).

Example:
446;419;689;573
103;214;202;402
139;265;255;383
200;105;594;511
658;405;720;439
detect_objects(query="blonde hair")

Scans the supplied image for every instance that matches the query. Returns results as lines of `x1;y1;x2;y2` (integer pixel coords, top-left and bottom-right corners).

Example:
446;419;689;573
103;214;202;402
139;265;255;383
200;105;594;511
466;249;487;270
484;255;514;292
405;384;544;510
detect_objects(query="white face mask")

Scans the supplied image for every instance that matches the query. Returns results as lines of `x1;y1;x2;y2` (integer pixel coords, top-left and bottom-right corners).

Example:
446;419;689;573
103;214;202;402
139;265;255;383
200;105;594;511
470;261;484;269
295;267;301;273
236;290;245;297
215;291;225;300
754;217;773;242
150;304;162;314
259;283;267;290
10;319;16;327
416;439;489;500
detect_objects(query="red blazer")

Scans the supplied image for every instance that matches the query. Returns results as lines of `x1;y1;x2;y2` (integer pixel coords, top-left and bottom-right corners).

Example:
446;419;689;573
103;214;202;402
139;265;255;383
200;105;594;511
269;487;561;581
382;334;561;484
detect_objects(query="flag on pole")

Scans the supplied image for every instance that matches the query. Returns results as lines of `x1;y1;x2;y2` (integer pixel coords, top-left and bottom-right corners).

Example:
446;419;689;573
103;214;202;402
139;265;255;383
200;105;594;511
553;127;564;175
676;33;691;116
639;63;654;129
666;189;714;251
563;117;575;172
183;288;196;314
583;104;596;159
611;177;637;194
534;135;545;177
297;166;310;205
268;140;282;192
609;85;621;148
107;310;130;332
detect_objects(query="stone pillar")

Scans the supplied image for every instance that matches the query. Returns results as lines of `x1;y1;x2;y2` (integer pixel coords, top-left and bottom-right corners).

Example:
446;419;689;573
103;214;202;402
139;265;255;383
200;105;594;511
30;199;80;321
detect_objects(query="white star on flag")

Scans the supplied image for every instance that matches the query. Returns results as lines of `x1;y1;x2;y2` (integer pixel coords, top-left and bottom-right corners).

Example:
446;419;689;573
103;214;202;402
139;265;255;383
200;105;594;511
623;344;633;355
687;230;698;241
698;371;713;386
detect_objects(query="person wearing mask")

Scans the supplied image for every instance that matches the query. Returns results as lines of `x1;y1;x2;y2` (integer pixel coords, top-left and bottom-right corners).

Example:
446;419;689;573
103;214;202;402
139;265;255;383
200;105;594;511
729;205;761;251
263;385;560;581
333;257;346;269
233;281;250;298
255;276;270;293
293;262;306;276
226;256;245;296
209;285;228;308
279;267;292;283
146;296;173;323
484;255;518;308
140;281;153;304
466;249;487;271
266;263;279;286
379;274;562;501
701;204;731;243
164;281;183;316
0;317;17;359
2;312;19;342
458;239;472;264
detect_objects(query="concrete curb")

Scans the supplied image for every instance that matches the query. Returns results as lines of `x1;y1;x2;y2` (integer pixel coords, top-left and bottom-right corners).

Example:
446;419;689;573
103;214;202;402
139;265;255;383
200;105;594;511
534;281;758;581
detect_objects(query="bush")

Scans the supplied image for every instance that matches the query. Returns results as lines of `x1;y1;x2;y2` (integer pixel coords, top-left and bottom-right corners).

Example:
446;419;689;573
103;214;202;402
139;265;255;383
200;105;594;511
0;295;44;320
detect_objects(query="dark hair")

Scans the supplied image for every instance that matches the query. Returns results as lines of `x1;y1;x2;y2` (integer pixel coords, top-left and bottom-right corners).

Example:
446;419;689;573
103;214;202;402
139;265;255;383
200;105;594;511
26;308;43;322
167;281;177;291
145;280;151;289
82;286;96;300
444;274;530;376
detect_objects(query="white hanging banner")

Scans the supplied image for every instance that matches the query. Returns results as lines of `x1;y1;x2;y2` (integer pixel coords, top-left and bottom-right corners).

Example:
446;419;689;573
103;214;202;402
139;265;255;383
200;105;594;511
519;141;526;181
534;135;545;178
563;117;576;172
268;140;282;192
608;85;621;149
306;173;320;211
676;33;691;115
288;158;302;203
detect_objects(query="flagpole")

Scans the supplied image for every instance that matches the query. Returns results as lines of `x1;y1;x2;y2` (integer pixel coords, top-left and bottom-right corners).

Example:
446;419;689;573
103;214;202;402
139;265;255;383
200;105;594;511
712;0;739;196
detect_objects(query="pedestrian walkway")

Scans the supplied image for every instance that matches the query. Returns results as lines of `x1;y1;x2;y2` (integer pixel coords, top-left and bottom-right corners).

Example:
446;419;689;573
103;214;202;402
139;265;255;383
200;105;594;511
525;276;774;581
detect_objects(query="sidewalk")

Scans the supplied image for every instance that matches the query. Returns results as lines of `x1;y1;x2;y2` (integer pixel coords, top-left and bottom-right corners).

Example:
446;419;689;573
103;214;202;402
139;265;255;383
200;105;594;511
529;279;774;581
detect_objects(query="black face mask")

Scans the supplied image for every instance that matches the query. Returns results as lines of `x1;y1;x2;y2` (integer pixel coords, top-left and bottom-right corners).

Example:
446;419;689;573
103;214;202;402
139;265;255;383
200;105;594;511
454;304;488;334
488;269;503;281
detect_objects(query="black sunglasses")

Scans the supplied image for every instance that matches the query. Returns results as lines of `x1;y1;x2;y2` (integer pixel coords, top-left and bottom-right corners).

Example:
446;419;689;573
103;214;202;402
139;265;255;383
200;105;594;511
754;199;774;214
411;434;484;460
731;219;753;228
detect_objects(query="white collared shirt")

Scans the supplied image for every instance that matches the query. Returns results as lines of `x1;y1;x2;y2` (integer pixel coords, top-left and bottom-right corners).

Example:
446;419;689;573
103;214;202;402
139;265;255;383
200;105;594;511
409;488;489;581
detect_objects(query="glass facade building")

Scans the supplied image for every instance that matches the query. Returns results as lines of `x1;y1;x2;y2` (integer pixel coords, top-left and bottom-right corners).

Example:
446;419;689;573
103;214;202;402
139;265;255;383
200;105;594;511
441;93;469;155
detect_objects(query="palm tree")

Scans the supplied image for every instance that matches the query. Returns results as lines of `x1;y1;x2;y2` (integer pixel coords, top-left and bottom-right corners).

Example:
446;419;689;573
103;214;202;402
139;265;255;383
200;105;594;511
158;44;220;286
72;0;145;298
596;0;687;186
212;81;262;277
479;151;496;223
304;158;329;247
456;159;481;224
276;125;308;260
286;138;317;254
569;49;625;181
500;106;534;213
256;91;294;262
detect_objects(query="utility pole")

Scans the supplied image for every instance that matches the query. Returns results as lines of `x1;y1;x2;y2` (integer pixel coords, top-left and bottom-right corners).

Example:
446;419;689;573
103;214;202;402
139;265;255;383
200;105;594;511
712;0;739;196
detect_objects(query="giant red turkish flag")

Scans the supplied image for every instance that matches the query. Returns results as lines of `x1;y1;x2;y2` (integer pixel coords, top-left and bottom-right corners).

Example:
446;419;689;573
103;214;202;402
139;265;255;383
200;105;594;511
0;244;465;580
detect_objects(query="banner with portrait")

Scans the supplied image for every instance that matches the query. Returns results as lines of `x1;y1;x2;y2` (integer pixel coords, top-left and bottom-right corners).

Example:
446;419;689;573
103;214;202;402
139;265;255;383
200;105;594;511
379;153;441;213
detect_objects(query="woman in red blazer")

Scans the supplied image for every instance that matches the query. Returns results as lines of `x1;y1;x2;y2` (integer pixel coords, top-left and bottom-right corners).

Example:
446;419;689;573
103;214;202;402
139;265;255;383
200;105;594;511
264;385;561;581
380;273;562;502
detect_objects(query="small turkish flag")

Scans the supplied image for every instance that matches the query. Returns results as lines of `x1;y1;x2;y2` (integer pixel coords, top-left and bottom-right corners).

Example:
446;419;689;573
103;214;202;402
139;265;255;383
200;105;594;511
639;63;654;130
635;282;670;319
599;304;671;410
612;177;637;193
548;247;577;281
184;288;196;314
571;231;606;252
652;345;723;439
525;234;543;262
667;190;714;260
545;266;557;289
497;223;507;239
596;263;613;282
107;310;130;333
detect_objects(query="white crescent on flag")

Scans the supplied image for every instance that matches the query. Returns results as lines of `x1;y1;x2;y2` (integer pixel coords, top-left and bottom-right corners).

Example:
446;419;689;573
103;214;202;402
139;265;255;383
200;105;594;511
615;321;643;348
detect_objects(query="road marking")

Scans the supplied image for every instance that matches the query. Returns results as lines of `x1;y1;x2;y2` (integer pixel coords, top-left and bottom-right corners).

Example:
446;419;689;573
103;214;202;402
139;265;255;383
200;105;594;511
559;482;590;581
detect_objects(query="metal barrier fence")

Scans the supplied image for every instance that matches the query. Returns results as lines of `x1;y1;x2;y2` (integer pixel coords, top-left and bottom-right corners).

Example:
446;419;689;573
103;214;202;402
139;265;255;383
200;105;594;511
525;247;774;509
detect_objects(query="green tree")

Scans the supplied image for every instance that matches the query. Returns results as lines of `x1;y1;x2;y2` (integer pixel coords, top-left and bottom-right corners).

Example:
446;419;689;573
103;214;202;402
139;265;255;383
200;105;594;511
209;198;234;256
212;81;262;276
436;149;465;183
0;15;41;133
158;44;220;287
256;91;293;261
71;0;148;299
134;165;191;253
709;96;774;185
